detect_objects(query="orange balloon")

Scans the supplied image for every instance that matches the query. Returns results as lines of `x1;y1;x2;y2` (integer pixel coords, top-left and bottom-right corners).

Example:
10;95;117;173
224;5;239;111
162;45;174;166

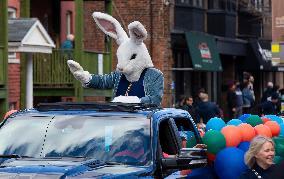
261;117;271;124
221;125;242;147
3;110;17;120
264;121;280;137
238;123;256;141
254;124;272;138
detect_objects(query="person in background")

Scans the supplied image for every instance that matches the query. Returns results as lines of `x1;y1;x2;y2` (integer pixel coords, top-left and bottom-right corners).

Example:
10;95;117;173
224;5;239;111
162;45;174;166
235;81;243;118
261;82;274;103
242;81;254;114
61;34;74;49
175;95;185;109
182;96;197;122
227;81;237;119
258;93;279;115
195;93;220;124
248;75;255;103
279;88;284;114
239;136;275;179
193;88;206;107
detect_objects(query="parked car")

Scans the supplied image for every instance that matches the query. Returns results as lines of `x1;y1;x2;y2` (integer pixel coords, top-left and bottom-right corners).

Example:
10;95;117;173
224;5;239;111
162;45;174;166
0;102;207;178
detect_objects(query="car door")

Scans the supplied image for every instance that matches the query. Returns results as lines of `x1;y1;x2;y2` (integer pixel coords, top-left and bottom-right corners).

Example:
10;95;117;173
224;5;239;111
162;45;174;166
156;116;205;178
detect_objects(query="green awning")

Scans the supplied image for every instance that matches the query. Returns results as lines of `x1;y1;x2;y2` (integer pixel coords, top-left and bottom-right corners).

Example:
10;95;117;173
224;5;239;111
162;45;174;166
185;31;222;71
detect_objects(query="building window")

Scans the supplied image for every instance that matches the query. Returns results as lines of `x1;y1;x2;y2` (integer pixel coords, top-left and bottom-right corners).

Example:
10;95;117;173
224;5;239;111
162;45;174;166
176;0;204;8
208;0;236;12
227;0;236;12
8;7;16;18
66;11;73;35
8;8;17;60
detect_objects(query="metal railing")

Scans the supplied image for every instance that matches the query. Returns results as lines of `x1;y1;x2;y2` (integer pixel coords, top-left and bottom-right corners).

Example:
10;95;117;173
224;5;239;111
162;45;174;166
33;49;111;88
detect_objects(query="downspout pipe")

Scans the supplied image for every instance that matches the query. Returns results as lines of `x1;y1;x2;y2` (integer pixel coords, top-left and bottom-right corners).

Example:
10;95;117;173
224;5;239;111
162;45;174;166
149;0;153;57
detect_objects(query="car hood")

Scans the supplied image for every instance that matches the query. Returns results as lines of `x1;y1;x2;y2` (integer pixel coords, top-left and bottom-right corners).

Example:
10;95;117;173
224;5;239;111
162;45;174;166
0;158;152;178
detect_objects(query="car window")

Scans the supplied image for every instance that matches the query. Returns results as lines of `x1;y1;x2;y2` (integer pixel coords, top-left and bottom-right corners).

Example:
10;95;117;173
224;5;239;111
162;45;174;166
0;113;151;166
174;118;200;148
159;117;200;157
159;118;181;155
0;115;52;157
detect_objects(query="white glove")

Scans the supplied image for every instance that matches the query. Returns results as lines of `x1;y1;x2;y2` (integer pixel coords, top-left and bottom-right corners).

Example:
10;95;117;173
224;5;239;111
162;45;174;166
67;60;92;85
112;96;141;103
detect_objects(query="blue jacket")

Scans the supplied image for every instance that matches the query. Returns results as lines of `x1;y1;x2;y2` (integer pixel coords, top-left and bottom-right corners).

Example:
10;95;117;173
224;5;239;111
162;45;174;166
86;68;164;105
61;40;73;49
242;87;254;107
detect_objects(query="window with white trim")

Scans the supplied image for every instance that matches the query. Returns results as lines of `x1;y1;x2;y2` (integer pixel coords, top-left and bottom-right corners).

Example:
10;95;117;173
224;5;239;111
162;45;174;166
8;7;16;18
8;7;17;60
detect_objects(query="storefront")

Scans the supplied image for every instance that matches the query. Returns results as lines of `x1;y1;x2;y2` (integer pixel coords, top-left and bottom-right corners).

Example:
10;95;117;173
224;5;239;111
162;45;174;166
171;31;222;106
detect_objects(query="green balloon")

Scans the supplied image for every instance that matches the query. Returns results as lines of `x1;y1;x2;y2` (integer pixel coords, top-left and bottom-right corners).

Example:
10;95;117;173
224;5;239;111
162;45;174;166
274;156;283;164
275;143;284;157
246;115;262;127
202;130;226;154
273;136;284;145
273;136;284;157
186;134;197;148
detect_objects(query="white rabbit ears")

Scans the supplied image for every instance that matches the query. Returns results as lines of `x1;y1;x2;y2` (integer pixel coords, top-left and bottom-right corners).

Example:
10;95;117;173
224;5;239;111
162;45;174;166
92;12;147;45
92;12;128;45
128;21;147;45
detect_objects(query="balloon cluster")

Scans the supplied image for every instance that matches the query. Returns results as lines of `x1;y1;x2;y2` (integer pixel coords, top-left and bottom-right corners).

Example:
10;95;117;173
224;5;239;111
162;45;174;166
188;114;284;179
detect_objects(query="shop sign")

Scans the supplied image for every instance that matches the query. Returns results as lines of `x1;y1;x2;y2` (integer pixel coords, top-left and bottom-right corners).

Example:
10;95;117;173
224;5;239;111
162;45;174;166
271;42;284;65
199;42;212;60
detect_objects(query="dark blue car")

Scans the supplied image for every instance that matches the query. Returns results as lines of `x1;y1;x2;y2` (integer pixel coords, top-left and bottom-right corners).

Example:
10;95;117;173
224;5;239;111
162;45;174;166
0;102;207;178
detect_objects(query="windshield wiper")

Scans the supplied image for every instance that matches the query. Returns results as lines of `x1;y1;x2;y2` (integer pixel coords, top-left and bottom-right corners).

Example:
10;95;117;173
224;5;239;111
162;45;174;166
0;154;32;158
104;161;125;165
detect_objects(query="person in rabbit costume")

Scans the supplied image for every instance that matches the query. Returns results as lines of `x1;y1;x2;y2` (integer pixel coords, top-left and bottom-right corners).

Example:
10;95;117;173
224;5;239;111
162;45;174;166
67;12;164;105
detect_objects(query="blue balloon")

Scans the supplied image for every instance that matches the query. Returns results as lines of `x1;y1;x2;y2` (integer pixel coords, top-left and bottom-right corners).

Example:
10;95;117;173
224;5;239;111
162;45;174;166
214;147;248;179
238;141;250;152
227;119;242;126
265;115;283;124
239;114;251;123
206;117;226;131
280;123;284;136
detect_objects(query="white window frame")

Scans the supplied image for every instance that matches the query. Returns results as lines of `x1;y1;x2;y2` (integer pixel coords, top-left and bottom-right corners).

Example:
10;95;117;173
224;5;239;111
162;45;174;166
8;7;16;18
8;7;17;62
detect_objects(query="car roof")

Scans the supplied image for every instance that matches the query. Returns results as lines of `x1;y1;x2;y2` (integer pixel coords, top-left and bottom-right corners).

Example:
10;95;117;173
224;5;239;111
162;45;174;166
8;102;191;123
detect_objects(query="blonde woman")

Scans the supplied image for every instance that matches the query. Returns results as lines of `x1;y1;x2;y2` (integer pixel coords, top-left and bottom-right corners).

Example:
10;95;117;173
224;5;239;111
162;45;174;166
239;136;275;179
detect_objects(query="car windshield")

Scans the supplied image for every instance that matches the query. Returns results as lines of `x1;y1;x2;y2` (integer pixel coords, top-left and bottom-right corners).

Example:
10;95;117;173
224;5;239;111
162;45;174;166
0;113;151;166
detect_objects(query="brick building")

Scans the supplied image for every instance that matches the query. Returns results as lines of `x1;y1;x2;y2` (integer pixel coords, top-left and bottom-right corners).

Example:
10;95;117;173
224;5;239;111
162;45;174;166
7;0;20;110
3;0;284;119
4;0;174;112
84;1;174;106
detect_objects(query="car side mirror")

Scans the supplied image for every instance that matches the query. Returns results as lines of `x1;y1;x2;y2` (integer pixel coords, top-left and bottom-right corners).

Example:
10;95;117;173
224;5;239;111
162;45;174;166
161;148;207;170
